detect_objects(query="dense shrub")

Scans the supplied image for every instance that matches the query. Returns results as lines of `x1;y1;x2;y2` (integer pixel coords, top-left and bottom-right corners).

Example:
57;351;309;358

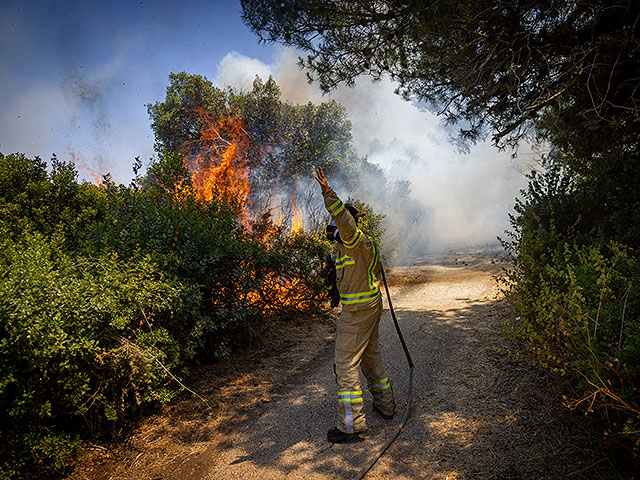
0;153;107;249
0;152;328;478
0;232;197;479
0;75;395;478
500;165;640;453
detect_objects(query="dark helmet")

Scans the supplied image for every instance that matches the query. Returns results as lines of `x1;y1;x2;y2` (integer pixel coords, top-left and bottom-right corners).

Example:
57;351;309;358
344;203;360;221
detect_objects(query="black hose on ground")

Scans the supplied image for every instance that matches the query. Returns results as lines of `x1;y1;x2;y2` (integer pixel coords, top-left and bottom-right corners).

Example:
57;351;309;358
354;263;415;480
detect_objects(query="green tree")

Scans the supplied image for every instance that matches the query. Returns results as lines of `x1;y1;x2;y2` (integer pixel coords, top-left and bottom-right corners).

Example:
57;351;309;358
242;0;640;152
147;73;361;193
231;76;285;155
146;72;430;262
146;72;231;154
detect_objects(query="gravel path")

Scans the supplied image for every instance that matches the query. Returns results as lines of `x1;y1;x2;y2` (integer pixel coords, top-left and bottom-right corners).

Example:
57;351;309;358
69;251;626;480
183;260;505;480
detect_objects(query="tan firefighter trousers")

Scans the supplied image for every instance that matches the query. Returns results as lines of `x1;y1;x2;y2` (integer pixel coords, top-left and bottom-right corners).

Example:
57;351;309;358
335;296;395;434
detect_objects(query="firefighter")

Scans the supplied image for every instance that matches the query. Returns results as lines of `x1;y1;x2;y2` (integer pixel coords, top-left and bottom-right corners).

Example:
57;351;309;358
314;166;395;443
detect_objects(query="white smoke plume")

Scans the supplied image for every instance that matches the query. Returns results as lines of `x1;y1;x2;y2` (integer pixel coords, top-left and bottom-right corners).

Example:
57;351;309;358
217;48;537;263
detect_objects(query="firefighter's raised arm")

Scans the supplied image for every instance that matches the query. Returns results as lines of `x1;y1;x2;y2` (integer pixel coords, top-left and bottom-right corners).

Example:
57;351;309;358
315;167;359;247
314;166;330;194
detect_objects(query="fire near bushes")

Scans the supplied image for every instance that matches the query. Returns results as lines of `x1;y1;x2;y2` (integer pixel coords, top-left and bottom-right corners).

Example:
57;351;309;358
240;0;639;467
0;151;327;479
0;73;397;479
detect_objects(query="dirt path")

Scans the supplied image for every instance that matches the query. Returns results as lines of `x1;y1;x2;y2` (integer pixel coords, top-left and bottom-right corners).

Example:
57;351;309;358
69;249;625;480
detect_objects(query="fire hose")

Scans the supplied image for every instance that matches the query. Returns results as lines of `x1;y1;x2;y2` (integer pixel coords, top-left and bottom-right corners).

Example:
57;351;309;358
353;262;415;479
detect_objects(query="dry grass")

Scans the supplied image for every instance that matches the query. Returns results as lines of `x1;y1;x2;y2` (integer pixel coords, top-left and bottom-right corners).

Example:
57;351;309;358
66;248;635;480
66;311;338;480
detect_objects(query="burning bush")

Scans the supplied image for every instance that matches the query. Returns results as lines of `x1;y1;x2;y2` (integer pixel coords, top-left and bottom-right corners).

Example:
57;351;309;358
0;73;397;478
0;149;327;478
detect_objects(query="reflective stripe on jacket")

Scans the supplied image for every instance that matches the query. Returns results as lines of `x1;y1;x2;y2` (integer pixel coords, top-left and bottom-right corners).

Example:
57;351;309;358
323;188;382;311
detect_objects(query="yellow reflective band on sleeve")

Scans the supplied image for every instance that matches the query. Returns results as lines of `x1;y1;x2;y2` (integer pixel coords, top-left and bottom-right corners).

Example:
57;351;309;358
329;199;341;210
328;199;345;215
342;228;362;249
335;255;354;269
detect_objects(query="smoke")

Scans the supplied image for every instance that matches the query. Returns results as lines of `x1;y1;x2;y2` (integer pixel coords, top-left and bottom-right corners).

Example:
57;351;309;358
0;5;156;184
222;50;537;259
0;46;153;184
58;54;133;181
216;51;272;92
66;71;111;133
214;48;538;263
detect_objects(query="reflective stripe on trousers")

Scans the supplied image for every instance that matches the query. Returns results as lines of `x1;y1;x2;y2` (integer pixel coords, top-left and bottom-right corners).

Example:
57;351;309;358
368;377;391;391
338;391;363;433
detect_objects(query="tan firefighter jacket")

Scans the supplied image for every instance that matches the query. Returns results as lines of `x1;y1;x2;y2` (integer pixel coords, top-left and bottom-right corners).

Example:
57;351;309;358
322;187;382;311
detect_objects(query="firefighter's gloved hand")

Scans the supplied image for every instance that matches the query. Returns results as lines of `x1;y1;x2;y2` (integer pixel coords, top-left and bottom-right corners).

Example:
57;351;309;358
319;253;334;278
319;263;332;279
329;284;340;308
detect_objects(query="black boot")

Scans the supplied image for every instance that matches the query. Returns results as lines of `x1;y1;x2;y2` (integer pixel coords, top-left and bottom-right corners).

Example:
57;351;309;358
327;427;364;443
373;404;394;420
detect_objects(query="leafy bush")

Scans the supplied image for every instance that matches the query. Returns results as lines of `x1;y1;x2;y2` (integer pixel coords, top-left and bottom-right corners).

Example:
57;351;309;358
0;232;196;479
0;152;107;249
0;151;329;478
500;165;640;453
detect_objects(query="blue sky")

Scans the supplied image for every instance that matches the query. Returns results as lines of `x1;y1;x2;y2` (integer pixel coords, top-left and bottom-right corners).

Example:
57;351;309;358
0;0;274;181
0;0;536;248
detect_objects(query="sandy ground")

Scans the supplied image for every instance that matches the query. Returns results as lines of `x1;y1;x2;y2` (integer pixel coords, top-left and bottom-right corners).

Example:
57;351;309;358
68;248;629;480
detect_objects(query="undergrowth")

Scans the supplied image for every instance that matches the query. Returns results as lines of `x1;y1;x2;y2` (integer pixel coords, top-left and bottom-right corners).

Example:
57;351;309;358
500;164;640;463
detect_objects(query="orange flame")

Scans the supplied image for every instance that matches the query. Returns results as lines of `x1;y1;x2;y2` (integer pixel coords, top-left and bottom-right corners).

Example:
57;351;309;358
69;150;106;186
245;272;314;313
173;109;318;315
290;192;303;234
182;109;251;221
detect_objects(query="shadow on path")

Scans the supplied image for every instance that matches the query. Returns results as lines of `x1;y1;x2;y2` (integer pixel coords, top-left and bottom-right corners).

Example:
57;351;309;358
172;294;624;480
